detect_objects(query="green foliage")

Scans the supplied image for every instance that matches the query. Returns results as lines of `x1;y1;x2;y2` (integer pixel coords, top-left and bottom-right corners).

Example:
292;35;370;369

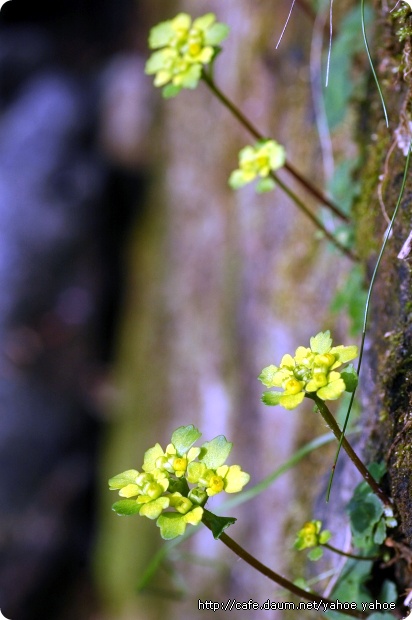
326;558;397;619
391;4;412;42
324;5;373;129
201;509;237;539
171;425;202;455
340;365;359;393
198;435;232;469
326;559;374;619
111;499;141;516
330;265;367;337
346;465;395;553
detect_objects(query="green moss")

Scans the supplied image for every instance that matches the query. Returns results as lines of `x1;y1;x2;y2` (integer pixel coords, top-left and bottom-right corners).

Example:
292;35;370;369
352;132;391;260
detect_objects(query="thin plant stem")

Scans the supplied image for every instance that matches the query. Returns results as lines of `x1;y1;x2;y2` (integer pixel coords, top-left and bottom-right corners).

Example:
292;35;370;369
323;542;379;561
361;0;389;127
327;140;412;499
269;172;357;261
201;71;350;224
310;394;391;507
202;511;367;619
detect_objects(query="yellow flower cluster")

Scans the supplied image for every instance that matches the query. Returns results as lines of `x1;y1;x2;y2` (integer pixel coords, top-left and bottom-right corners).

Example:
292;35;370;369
145;13;229;97
259;331;358;410
109;426;250;539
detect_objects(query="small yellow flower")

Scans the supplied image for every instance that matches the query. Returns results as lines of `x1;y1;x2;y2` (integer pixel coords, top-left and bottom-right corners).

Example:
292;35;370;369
229;139;286;193
145;13;229;97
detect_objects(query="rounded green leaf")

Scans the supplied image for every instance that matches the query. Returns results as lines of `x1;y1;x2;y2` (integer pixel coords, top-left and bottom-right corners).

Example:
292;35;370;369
256;177;276;193
341;364;359;392
112;499;141;516
162;84;182;99
199;435;232;469
171;425;202;456
308;547;324;561
310;331;332;354
108;470;139;490
192;13;216;32
204;22;230;46
148;21;175;49
228;169;249;189
258;365;280;387
261;391;282;406
157;513;187;539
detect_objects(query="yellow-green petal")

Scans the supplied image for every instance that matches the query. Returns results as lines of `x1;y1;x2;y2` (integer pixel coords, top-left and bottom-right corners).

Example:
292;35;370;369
140;496;170;520
187;461;206;484
219;464;250;493
119;483;140;498
279;391;305;410
316;377;346;400
330;345;358;366
280;353;295;368
183;506;204;525
143;443;165;472
108;469;139;490
192;13;216;32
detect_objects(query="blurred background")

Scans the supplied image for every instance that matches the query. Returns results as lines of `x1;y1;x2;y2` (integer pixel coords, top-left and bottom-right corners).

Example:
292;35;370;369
0;0;359;618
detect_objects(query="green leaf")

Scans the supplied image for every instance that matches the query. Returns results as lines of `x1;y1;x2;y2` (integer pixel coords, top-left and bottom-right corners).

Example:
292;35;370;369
261;391;282;406
204;22;230;46
310;331;332;354
256;177;275;193
157;513;187;539
326;559;373;619
199;435;232;469
330;265;367;337
368;462;386;483
228;169;248;189
162;84;182;98
341;365;359;392
373;518;387;545
112;499;140;516
379;580;397;604
319;529;332;544
192;13;215;31
145;50;169;74
323;6;373;129
308;547;323;561
201;509;236;539
171;425;202;456
293;577;312;592
348;493;383;536
148;21;175;49
108;469;139;490
258;365;279;387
